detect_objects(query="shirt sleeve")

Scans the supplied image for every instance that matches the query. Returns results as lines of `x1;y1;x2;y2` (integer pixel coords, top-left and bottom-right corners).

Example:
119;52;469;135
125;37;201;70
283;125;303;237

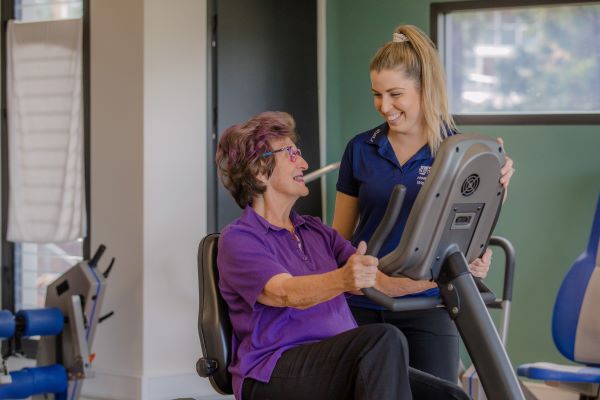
336;139;359;197
218;227;289;308
332;228;356;266
314;217;356;266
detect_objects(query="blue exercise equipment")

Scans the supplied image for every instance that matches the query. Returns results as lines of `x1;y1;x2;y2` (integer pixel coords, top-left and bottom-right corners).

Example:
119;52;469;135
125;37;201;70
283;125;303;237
0;245;113;400
0;365;68;399
16;308;64;337
0;310;15;339
518;193;600;399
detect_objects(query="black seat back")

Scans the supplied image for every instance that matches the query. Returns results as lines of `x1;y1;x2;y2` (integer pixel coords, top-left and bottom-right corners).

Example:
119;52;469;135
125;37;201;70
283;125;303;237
196;233;233;395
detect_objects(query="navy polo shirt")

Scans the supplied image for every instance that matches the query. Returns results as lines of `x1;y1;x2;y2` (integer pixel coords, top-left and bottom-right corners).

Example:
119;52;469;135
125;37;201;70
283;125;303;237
337;123;453;309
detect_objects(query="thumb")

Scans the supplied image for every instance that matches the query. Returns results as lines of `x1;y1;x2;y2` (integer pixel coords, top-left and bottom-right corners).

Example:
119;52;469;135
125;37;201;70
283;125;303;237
355;241;367;255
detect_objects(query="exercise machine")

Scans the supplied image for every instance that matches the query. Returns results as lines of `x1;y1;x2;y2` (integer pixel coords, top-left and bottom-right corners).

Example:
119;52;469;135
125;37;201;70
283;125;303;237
0;245;114;399
361;134;525;400
518;193;600;400
196;134;523;399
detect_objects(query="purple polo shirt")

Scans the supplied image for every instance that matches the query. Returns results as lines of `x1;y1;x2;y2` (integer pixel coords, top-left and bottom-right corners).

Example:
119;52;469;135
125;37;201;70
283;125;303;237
217;206;357;400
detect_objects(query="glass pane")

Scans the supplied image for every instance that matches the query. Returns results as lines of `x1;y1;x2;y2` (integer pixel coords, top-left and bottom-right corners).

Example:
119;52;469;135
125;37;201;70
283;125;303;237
15;0;83;21
444;3;600;114
12;0;85;311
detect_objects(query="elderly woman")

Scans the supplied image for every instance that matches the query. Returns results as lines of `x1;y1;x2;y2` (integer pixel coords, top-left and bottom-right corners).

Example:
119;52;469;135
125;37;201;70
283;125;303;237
215;111;412;400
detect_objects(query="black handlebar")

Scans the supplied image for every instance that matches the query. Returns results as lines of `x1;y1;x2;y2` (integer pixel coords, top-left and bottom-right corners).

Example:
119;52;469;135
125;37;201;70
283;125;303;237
358;181;515;311
361;185;407;309
89;244;106;268
365;185;407;258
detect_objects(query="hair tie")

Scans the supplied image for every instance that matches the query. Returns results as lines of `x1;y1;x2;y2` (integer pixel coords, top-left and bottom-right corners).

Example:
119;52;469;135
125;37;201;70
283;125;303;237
392;32;409;43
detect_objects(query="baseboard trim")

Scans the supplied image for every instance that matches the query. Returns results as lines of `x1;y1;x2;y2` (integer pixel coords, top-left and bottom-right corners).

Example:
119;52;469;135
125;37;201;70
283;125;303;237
80;370;221;400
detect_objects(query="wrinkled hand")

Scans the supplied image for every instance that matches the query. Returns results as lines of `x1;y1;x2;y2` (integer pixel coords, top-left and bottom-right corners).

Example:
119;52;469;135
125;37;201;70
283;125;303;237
497;137;515;189
340;241;378;291
468;248;492;279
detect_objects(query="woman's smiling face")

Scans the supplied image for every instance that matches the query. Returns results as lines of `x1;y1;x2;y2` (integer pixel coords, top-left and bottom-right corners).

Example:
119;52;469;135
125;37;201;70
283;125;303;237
371;68;424;137
263;137;309;200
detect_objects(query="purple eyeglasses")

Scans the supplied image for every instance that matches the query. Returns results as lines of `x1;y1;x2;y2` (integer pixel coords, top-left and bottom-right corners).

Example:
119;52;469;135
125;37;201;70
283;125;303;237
261;145;302;162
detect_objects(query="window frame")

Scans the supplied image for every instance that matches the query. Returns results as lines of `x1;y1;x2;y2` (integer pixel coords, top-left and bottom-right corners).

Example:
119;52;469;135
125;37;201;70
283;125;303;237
431;0;600;125
1;0;90;358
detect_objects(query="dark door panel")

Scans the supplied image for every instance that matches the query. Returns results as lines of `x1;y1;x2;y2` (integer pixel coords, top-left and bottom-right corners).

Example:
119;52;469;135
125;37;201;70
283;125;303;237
209;0;320;231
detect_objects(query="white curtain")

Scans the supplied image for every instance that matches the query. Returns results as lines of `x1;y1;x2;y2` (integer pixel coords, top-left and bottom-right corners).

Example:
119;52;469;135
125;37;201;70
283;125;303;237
7;18;86;243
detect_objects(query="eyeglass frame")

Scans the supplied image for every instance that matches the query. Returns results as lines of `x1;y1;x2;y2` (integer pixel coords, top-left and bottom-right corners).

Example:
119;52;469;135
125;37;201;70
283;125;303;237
261;145;302;162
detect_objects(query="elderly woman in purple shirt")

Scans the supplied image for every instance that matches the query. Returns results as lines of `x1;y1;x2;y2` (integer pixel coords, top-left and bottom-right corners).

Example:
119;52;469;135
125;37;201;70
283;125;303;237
215;111;413;400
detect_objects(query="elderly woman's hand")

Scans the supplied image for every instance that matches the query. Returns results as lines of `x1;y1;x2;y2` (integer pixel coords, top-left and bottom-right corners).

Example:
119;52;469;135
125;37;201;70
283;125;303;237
468;248;492;279
340;241;379;291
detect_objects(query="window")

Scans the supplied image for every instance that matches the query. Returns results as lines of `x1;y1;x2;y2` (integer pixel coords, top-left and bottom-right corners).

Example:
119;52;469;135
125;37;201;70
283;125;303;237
2;0;87;316
15;0;83;21
431;0;600;124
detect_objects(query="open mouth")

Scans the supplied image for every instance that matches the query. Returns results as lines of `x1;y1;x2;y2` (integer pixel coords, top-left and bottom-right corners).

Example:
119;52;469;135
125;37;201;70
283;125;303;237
293;175;305;183
386;112;402;122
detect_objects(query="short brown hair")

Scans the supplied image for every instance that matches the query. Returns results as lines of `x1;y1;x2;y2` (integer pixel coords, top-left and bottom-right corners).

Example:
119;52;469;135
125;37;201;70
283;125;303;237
215;111;298;208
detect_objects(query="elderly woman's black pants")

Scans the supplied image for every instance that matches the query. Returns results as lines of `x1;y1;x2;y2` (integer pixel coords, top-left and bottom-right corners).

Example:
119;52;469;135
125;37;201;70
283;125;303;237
351;306;460;383
241;323;412;400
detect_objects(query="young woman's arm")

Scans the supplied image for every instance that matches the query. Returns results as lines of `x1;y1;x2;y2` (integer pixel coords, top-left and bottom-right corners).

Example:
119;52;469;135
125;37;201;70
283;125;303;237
332;192;359;240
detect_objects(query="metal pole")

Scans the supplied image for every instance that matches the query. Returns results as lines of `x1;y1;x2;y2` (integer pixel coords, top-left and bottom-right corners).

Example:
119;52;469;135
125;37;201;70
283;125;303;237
439;251;524;400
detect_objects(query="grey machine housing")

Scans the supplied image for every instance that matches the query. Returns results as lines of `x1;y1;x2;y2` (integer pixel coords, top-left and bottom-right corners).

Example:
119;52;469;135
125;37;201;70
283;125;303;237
379;134;505;280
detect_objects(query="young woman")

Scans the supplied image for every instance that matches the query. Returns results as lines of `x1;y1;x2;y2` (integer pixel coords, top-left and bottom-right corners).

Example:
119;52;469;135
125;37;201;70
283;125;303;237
333;25;515;383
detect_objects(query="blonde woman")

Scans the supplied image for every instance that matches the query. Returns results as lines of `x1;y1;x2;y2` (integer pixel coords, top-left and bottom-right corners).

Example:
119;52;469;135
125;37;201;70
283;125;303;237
333;25;515;383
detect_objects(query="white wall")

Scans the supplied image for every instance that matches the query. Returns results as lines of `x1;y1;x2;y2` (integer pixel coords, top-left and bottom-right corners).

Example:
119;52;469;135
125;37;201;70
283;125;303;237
88;0;210;398
141;0;209;397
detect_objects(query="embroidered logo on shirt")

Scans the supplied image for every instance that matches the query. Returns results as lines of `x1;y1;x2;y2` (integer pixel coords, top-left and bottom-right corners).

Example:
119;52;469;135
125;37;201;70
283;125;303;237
417;166;431;186
369;128;381;143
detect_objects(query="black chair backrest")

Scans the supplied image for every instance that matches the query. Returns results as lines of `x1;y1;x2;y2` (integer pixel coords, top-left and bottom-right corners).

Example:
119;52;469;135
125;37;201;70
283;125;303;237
196;233;233;395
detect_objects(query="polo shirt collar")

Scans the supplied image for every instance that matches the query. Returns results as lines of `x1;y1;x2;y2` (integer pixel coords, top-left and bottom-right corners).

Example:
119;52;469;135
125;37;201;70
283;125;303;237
242;205;307;234
363;123;433;166
364;123;389;147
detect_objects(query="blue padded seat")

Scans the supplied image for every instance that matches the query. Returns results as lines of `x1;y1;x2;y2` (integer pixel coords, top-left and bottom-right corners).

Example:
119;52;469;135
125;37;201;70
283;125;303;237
518;193;600;395
518;363;600;384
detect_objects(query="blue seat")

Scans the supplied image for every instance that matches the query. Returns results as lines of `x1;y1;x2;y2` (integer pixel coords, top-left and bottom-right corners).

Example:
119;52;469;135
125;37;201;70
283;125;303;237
518;193;600;399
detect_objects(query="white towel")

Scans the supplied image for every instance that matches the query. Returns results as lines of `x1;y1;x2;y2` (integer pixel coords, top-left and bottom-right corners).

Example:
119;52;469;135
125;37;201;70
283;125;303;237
7;18;86;242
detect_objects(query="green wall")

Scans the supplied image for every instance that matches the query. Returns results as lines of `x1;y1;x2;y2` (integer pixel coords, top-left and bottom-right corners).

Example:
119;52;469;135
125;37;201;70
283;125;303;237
326;0;600;368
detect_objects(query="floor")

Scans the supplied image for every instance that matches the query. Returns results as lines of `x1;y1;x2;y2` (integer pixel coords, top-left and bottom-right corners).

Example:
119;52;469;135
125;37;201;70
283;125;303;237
5;356;585;400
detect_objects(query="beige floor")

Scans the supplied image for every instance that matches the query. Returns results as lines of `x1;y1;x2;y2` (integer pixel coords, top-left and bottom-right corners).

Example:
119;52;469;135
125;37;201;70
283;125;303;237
5;356;586;400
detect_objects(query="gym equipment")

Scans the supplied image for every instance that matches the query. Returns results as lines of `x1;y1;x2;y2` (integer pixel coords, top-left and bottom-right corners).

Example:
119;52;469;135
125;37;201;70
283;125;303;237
360;134;525;400
517;193;600;400
196;233;470;399
459;236;516;400
195;134;522;399
0;311;15;339
0;244;114;400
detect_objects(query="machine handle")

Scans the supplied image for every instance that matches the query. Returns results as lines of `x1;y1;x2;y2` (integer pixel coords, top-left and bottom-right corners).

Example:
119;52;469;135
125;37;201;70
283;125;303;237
360;184;503;311
365;184;406;257
89;245;106;268
361;185;407;308
488;236;515;302
361;288;445;311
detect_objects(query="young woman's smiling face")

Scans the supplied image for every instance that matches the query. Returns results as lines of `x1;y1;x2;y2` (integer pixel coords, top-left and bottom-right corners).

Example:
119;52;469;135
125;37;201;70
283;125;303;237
371;68;424;137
